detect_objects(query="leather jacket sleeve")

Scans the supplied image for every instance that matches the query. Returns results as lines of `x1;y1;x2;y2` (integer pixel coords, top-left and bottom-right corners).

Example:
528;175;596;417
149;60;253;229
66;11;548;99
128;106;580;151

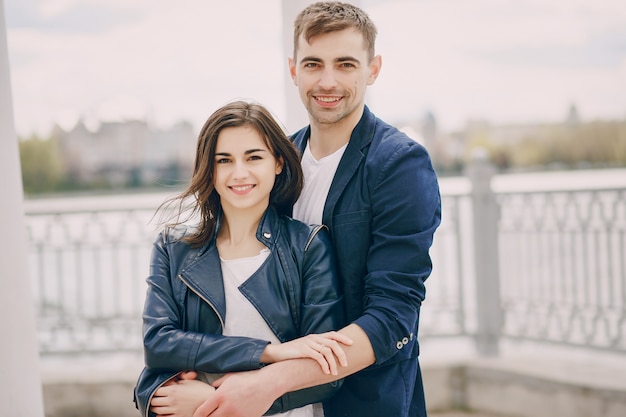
266;225;346;414
133;367;178;417
298;225;345;337
134;232;270;417
141;233;270;373
135;221;346;415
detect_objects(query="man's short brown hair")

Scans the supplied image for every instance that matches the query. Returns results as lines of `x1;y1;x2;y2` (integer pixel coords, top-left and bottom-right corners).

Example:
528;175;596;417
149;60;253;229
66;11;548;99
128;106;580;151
293;1;378;61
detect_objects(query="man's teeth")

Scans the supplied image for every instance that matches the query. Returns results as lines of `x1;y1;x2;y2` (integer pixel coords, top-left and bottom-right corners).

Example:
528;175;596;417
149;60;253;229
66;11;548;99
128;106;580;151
316;97;340;103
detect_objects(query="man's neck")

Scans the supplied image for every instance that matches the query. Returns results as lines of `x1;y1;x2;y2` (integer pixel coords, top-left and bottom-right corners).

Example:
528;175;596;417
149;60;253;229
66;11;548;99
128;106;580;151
308;107;363;160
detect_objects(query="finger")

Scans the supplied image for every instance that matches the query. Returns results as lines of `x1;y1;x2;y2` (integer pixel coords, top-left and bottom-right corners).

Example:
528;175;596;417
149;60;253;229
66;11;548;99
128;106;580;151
150;396;165;406
211;373;230;388
149;403;171;414
152;407;174;416
180;370;198;380
323;331;354;345
193;398;218;417
325;341;348;367
161;378;177;387
312;347;331;374
320;345;339;375
316;355;331;375
153;385;173;397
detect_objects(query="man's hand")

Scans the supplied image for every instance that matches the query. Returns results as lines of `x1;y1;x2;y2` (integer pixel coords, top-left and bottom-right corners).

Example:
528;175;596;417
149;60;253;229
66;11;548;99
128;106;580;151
192;370;279;417
151;372;215;417
261;331;353;375
193;324;375;417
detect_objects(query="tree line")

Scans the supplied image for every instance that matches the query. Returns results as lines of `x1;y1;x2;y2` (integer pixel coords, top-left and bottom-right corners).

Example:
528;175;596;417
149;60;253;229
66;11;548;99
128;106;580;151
19;119;626;195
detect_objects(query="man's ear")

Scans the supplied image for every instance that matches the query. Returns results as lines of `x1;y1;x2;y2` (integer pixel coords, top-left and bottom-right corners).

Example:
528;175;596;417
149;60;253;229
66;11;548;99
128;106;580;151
288;57;297;85
367;55;382;85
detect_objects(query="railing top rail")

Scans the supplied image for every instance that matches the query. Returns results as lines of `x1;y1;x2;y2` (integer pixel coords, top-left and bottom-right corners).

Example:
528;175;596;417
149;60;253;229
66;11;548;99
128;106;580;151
494;185;625;196
23;191;177;215
491;168;626;194
23;168;625;215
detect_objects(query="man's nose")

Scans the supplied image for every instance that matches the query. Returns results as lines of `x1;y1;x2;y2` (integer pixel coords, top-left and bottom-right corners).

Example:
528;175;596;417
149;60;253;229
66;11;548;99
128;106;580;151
318;68;338;89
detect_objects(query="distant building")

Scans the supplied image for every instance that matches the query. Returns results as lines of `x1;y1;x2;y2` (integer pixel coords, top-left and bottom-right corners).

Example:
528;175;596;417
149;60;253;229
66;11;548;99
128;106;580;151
52;118;196;188
566;103;581;126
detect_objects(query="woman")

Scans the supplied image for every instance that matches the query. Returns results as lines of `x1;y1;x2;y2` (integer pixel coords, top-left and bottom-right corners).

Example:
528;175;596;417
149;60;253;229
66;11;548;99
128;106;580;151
133;100;350;417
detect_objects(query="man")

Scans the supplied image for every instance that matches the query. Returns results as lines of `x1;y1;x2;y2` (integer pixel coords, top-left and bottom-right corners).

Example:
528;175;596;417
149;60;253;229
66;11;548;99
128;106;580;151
191;2;441;416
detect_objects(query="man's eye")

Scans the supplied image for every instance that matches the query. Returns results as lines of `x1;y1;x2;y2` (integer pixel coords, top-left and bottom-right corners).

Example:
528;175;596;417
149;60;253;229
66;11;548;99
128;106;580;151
304;62;319;69
340;63;356;68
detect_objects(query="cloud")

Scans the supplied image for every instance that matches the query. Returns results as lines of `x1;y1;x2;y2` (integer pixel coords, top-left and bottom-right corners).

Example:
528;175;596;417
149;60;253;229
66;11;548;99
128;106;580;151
365;0;626;128
6;0;286;135
7;0;141;34
5;0;626;136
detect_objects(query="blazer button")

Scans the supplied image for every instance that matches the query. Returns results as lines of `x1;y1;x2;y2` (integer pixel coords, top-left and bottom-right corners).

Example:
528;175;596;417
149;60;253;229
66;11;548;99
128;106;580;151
396;341;403;349
402;337;409;345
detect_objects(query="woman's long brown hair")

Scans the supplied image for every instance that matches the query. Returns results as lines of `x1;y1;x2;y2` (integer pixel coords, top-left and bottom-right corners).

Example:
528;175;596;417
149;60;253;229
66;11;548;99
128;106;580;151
156;100;303;247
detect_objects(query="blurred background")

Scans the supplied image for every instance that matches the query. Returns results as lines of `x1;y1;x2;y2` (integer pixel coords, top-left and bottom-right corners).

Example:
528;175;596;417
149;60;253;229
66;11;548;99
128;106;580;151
6;0;626;193
3;1;626;416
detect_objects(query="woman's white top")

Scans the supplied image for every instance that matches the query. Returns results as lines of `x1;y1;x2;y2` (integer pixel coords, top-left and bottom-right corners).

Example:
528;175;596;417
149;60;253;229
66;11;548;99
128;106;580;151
200;248;320;417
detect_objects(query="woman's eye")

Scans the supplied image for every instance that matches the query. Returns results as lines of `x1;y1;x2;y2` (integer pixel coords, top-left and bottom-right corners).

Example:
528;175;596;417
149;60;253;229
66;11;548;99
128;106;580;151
216;158;230;164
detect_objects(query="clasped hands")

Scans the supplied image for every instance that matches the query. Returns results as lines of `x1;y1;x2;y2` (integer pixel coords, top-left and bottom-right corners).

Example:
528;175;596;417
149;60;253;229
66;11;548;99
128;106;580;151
150;331;352;417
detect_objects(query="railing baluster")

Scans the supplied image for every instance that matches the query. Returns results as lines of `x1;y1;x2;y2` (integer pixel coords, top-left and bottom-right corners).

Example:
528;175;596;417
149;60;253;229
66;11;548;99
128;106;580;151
24;175;626;355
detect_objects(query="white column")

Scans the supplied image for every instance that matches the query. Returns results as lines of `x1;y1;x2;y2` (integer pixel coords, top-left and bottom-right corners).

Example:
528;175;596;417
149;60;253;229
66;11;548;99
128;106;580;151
281;0;311;134
467;149;501;357
0;1;46;415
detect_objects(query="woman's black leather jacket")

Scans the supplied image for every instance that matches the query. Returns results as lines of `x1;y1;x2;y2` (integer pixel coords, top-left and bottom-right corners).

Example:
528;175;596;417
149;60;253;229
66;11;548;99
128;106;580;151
134;207;345;416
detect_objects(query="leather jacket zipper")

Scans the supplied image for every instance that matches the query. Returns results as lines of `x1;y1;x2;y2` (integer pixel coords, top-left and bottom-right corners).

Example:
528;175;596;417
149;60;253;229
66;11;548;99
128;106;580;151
305;224;327;251
145;274;225;417
177;273;225;330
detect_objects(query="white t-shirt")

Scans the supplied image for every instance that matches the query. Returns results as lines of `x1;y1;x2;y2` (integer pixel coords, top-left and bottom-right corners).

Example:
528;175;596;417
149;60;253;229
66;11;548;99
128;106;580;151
293;142;347;225
200;248;317;417
221;249;276;341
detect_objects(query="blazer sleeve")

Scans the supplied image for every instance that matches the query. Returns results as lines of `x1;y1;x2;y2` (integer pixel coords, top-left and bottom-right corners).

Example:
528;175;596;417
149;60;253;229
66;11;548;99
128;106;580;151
354;138;442;365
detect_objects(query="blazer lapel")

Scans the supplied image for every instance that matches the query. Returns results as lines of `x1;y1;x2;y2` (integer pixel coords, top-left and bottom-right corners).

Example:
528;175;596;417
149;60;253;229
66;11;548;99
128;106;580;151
322;107;376;228
290;107;376;229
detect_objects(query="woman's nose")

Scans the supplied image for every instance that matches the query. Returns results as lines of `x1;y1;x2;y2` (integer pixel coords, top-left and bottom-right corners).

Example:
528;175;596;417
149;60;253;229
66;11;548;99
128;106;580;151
232;161;249;178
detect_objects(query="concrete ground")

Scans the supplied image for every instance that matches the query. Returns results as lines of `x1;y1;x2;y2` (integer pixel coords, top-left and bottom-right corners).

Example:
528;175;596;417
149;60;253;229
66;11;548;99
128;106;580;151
431;413;504;417
39;343;626;417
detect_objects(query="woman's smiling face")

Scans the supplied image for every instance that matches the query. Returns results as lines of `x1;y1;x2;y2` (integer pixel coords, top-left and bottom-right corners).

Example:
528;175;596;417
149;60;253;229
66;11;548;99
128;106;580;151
213;125;283;214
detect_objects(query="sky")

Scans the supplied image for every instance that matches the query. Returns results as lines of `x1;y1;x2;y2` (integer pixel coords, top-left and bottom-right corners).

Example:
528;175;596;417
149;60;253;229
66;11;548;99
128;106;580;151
4;0;626;137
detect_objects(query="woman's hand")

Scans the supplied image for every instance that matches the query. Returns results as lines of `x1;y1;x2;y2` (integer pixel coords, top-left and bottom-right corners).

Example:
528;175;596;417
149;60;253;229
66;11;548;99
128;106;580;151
261;331;353;375
150;372;215;417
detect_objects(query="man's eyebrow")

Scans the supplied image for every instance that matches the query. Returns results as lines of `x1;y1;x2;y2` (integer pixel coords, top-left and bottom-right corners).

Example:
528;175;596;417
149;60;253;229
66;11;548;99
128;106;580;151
335;56;360;64
299;56;322;63
299;56;361;65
